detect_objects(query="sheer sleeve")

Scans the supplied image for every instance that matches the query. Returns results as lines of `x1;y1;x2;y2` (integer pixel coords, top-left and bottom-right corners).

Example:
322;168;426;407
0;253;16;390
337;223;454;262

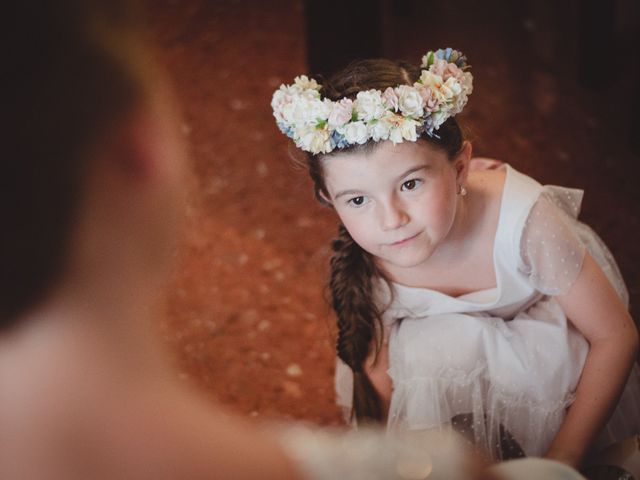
519;190;586;296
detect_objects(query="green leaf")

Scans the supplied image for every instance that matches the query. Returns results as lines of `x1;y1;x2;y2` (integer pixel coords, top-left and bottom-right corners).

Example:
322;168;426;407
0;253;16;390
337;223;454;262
316;119;327;129
426;51;435;68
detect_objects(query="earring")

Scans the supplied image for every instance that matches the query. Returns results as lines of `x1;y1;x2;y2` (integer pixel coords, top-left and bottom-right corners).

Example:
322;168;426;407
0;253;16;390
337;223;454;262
458;185;468;196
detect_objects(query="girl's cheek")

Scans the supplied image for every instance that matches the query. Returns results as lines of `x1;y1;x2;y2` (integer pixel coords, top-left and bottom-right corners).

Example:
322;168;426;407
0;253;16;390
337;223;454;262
345;219;368;240
423;194;455;229
343;219;373;248
334;209;352;229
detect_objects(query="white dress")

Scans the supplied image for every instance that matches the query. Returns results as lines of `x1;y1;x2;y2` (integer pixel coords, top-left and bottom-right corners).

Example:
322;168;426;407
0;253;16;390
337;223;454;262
335;164;640;460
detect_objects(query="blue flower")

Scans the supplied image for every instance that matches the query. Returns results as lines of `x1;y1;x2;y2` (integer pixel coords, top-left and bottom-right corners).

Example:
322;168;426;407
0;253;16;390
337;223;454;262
434;48;453;61
277;122;296;139
434;48;469;69
331;130;350;150
422;116;439;134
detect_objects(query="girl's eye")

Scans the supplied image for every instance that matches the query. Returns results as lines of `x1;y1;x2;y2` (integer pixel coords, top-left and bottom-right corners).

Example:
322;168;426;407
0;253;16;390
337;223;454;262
347;196;367;207
401;179;423;191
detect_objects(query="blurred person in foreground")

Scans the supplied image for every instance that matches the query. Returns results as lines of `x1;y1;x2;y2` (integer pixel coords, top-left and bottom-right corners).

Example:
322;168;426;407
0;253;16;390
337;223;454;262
0;1;587;479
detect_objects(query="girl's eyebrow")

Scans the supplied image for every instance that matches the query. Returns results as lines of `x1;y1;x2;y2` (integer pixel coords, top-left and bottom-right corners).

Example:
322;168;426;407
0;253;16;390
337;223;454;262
334;188;363;200
397;165;429;181
333;165;429;199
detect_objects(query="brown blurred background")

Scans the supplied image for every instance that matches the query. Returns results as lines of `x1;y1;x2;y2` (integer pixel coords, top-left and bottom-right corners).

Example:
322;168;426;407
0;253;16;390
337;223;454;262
149;0;640;426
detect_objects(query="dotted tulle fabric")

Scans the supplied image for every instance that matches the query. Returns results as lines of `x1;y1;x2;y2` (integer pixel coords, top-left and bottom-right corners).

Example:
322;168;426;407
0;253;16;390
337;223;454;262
519;188;628;305
520;191;586;296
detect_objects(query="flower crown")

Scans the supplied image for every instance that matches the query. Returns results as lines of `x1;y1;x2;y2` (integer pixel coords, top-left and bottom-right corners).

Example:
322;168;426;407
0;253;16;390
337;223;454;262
271;48;473;155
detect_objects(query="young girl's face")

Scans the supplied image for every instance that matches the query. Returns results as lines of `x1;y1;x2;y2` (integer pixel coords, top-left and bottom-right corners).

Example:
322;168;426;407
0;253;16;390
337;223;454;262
321;140;464;272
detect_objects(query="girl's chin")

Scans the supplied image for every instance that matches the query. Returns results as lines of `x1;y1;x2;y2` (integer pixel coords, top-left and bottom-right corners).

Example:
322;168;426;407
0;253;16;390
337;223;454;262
377;251;433;271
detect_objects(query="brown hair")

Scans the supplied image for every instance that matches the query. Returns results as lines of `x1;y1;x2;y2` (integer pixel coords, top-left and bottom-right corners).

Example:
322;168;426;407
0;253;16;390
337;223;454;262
1;0;150;328
304;58;465;423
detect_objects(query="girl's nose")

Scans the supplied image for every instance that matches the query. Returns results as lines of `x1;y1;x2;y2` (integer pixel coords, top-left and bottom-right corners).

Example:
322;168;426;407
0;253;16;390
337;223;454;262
380;198;409;231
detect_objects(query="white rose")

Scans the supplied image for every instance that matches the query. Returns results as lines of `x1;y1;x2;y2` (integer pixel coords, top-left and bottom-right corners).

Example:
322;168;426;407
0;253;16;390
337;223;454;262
328;98;354;128
271;85;300;123
279;89;315;125
354;90;386;122
306;97;331;124
296;126;332;154
396;85;424;118
419;70;443;90
280;101;298;125
340;121;368;145
294;75;320;91
448;72;473;115
422;71;464;106
440;77;462;101
400;118;419;141
369;119;390;142
271;87;286;110
271;90;287;122
450;91;469;115
377;112;400;144
388;126;403;144
282;91;329;127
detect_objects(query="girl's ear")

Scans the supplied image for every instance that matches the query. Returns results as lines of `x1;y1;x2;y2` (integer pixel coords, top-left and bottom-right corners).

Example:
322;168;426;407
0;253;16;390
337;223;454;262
453;141;472;185
101;109;161;183
110;86;186;185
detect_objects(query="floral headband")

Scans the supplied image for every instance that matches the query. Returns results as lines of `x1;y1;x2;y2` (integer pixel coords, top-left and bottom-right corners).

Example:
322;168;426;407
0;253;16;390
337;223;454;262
271;48;473;155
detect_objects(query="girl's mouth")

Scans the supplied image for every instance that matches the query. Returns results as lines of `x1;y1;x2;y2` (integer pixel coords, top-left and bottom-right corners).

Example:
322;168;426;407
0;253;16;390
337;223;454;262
390;232;420;246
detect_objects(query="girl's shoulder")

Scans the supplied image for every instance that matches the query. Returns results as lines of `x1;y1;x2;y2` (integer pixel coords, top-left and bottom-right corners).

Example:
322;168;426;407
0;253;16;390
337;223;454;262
466;164;508;226
471;167;507;194
468;162;550;226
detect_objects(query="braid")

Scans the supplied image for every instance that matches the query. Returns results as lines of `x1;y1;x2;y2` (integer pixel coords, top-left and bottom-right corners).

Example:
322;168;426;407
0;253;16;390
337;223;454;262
330;224;384;423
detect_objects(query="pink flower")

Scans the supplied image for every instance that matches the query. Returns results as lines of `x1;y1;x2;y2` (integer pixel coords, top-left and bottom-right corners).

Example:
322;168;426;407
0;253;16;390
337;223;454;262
430;59;448;77
382;87;399;111
414;84;438;112
327;98;354;128
443;63;464;80
430;58;464;81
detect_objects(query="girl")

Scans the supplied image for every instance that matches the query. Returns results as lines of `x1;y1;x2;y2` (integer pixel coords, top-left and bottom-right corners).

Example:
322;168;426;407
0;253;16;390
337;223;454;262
271;49;640;467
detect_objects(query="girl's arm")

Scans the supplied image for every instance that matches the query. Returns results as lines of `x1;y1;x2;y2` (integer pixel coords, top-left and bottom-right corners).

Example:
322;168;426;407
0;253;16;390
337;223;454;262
545;253;639;467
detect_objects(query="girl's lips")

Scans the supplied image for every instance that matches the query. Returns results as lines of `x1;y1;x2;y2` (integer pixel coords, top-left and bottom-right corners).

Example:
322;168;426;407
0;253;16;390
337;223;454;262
390;232;420;246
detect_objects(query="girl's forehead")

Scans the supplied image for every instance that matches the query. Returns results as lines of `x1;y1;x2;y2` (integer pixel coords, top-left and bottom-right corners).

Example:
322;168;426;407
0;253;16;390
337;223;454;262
322;141;448;177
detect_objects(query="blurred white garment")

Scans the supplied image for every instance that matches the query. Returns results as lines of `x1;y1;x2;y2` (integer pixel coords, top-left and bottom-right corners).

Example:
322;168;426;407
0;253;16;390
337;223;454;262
279;424;588;480
278;425;471;480
490;458;586;479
